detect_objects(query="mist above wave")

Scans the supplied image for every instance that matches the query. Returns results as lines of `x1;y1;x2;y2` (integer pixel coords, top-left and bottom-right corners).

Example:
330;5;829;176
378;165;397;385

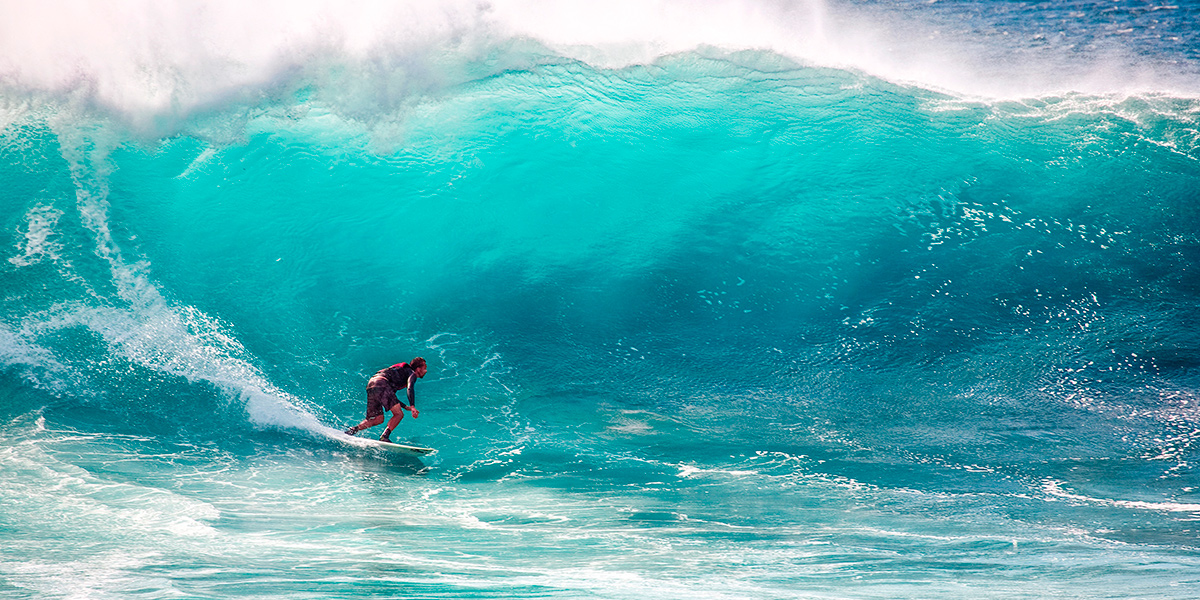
2;0;1197;136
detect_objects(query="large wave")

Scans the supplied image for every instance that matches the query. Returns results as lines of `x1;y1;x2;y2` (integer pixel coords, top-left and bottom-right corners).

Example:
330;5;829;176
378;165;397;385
1;0;1198;532
2;5;1200;599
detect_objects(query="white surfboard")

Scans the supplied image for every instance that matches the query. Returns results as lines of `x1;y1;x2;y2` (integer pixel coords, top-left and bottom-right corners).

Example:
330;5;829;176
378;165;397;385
317;426;435;456
364;438;436;456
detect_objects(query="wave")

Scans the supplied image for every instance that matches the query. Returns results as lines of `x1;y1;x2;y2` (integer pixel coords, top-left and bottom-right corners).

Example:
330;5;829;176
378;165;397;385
1;25;1198;511
3;0;1199;137
3;6;1199;598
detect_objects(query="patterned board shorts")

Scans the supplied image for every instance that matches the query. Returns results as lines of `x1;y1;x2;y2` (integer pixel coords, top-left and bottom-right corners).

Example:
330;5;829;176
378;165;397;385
366;379;401;419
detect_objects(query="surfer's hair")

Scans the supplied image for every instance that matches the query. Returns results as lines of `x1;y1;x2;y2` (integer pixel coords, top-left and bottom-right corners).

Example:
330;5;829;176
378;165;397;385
411;357;427;369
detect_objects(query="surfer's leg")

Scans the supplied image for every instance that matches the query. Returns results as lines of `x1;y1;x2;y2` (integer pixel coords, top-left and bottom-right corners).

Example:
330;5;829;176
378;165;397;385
347;414;384;434
347;387;389;435
380;405;405;442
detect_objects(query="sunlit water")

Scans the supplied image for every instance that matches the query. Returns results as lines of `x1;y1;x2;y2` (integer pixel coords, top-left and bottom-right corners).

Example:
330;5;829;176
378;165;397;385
3;1;1199;598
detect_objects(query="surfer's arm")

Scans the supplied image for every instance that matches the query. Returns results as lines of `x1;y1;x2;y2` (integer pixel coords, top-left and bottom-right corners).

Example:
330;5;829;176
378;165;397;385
404;374;420;418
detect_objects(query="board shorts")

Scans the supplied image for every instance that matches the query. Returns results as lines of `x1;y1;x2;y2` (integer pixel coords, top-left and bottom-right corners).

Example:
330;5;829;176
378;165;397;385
365;376;401;419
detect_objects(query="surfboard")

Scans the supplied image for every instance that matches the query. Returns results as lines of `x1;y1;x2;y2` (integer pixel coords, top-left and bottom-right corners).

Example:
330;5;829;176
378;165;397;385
317;426;436;456
364;438;436;456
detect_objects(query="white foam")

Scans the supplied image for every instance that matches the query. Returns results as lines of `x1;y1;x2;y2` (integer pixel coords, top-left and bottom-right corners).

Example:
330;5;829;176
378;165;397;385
8;204;64;268
677;463;757;478
0;428;221;598
0;322;71;394
2;0;1195;131
1042;479;1200;514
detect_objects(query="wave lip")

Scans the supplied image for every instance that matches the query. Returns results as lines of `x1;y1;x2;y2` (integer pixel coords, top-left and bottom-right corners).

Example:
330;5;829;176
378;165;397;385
4;0;1198;133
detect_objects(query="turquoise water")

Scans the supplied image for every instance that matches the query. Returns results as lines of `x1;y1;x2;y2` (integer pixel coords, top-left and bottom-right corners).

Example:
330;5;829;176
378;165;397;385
3;1;1200;598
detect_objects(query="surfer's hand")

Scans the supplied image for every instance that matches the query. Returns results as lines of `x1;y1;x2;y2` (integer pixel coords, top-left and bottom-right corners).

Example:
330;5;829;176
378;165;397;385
410;406;419;418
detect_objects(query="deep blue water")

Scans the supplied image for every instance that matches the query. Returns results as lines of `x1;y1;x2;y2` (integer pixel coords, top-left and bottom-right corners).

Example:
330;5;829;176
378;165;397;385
3;1;1200;598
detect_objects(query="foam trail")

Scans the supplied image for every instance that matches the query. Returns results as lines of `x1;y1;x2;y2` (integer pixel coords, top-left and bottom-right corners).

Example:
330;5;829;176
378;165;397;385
4;119;332;434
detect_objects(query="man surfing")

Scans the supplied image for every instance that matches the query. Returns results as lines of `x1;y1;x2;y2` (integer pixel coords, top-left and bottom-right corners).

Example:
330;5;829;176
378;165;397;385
344;357;427;443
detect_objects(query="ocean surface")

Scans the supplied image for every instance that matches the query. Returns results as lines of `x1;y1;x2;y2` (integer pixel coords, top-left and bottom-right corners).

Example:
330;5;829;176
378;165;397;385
3;0;1200;598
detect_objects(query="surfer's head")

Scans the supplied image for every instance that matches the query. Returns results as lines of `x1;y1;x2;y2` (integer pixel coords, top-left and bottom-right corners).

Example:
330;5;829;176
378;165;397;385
411;356;427;378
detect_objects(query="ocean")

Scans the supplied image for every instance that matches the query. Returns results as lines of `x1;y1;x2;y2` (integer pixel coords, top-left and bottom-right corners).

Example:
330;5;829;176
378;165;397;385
2;0;1199;598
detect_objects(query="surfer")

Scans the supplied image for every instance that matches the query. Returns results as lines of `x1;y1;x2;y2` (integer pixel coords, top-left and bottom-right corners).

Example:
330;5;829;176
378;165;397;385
343;357;427;443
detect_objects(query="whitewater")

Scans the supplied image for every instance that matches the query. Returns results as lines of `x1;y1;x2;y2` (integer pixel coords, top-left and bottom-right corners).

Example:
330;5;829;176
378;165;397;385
2;0;1199;598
